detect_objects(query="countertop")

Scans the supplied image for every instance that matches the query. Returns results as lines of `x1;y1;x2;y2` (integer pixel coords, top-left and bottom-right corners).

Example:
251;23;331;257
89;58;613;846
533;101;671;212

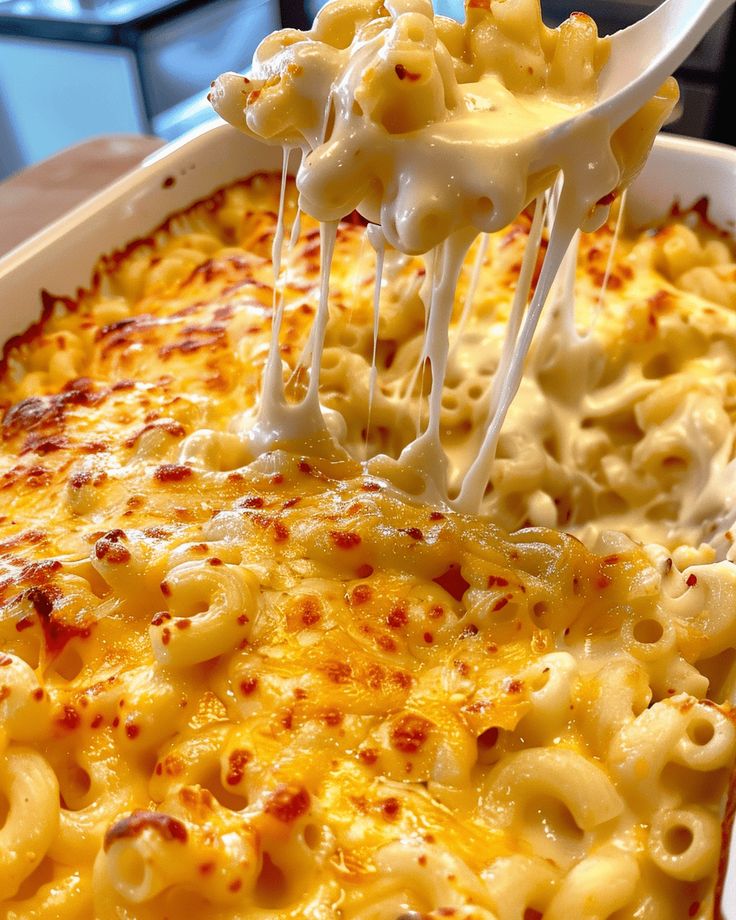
0;134;165;258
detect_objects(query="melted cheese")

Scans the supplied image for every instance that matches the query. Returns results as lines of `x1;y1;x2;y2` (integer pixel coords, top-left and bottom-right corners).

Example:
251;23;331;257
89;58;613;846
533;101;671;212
1;172;736;918
211;0;678;509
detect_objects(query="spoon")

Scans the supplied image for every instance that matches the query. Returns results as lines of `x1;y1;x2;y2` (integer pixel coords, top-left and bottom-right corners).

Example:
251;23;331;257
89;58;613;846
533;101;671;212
576;0;734;133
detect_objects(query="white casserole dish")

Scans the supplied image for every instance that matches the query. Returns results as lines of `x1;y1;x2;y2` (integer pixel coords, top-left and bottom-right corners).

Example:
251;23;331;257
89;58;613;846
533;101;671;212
0;119;735;913
1;122;735;344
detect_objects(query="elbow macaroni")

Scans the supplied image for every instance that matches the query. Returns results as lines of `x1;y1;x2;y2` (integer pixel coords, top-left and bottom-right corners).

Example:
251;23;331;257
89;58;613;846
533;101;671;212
1;168;735;916
1;1;736;916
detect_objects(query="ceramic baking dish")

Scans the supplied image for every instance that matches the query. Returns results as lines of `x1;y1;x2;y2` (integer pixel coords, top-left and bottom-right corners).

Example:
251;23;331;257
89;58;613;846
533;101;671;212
0;119;735;912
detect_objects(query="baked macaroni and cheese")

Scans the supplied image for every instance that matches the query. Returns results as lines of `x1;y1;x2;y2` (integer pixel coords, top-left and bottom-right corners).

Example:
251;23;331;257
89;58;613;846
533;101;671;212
211;0;678;513
2;174;736;918
2;0;736;918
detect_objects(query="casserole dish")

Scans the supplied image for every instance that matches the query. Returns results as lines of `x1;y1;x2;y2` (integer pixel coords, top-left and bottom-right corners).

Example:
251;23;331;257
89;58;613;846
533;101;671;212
1;122;735;346
0;119;735;915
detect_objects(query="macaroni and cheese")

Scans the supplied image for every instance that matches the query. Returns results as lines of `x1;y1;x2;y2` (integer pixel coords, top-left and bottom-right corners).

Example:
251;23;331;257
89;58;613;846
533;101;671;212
1;0;735;917
0;171;735;918
211;0;678;512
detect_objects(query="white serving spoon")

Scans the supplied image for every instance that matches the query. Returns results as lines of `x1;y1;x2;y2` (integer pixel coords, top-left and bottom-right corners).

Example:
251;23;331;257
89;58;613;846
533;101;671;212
578;0;734;133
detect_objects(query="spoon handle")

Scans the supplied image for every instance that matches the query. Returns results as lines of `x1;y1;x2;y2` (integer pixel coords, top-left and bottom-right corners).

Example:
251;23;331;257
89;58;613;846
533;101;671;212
600;0;735;128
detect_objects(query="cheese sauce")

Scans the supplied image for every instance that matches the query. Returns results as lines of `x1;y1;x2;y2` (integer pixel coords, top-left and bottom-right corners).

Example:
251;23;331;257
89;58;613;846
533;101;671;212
211;0;678;511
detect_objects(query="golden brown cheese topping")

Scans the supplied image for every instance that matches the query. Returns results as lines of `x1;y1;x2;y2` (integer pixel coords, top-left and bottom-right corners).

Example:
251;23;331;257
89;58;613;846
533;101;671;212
1;172;736;918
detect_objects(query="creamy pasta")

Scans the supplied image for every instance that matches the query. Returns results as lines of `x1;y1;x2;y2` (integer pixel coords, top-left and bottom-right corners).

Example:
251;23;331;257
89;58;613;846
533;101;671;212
0;171;735;918
211;0;678;513
2;0;736;917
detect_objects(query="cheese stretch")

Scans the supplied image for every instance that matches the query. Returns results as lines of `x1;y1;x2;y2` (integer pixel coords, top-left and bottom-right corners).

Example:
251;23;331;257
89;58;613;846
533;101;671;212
212;0;678;509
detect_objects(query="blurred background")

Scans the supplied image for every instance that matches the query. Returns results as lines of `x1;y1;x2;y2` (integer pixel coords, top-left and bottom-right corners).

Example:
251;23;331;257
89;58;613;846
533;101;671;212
1;0;734;181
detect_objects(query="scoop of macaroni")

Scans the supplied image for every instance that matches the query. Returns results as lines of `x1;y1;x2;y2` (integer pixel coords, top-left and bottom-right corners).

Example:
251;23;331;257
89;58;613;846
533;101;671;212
211;0;677;252
0;172;735;918
211;0;678;512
